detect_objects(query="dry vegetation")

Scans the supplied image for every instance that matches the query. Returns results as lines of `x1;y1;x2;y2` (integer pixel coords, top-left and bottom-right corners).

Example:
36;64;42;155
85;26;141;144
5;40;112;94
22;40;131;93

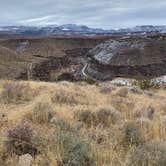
0;79;165;165
0;37;106;80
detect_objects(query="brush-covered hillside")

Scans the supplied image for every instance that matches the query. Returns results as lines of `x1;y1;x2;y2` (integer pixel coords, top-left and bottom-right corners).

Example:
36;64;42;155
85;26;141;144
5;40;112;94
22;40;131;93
0;36;108;81
0;79;166;165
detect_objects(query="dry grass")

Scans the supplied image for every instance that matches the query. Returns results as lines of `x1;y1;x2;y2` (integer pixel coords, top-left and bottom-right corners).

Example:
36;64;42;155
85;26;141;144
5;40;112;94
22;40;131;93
30;101;55;124
0;79;165;165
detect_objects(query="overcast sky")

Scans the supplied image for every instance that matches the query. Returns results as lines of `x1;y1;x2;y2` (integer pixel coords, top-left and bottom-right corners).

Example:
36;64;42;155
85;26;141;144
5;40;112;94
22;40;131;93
1;0;166;29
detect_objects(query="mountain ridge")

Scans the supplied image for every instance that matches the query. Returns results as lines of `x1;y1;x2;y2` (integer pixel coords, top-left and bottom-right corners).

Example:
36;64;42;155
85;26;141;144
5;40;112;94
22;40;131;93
1;24;166;36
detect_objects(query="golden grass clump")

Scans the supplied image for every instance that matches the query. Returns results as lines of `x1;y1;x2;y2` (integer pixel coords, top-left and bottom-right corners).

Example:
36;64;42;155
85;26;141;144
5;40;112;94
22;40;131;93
125;140;166;166
121;121;143;146
0;81;36;104
0;79;165;165
75;106;121;128
51;88;78;105
114;87;129;97
31;101;55;124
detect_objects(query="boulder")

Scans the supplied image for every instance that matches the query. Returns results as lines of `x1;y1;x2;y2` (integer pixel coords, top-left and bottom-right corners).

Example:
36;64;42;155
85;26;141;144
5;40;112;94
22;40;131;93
18;154;33;166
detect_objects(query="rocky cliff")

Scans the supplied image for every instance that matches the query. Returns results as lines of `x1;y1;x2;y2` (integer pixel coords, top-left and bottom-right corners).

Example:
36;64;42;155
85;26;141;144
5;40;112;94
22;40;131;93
86;37;166;80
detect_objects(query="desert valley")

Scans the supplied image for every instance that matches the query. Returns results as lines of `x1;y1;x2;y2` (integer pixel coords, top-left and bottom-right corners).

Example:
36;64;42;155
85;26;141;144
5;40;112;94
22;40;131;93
0;24;165;166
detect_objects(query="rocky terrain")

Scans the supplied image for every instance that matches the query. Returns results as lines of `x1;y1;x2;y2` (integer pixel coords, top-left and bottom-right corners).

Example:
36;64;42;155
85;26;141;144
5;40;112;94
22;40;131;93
0;34;166;82
0;36;110;81
0;29;166;166
86;36;166;80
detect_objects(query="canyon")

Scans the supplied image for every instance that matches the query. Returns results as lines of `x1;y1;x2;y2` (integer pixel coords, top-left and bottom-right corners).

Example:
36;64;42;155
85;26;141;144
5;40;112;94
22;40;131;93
0;34;166;81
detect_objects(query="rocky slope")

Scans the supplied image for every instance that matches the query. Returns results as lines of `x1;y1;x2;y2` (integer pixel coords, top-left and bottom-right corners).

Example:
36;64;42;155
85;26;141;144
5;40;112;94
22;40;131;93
0;36;109;81
1;35;166;81
86;37;166;80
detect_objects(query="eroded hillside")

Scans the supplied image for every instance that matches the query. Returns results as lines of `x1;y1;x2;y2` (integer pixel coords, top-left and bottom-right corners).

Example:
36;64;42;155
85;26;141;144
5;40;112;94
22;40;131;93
0;35;166;81
87;36;166;80
0;36;108;81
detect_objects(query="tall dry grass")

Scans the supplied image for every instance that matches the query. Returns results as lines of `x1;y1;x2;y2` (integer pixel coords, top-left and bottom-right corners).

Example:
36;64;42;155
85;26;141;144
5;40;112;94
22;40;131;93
0;79;165;165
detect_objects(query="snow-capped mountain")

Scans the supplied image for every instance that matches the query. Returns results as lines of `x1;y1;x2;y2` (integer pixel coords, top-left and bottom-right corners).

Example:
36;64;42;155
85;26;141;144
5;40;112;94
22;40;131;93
0;24;166;36
0;24;106;35
117;26;166;33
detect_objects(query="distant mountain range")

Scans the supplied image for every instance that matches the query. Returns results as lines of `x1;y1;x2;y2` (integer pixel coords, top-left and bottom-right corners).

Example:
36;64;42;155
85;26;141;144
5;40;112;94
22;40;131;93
0;24;166;36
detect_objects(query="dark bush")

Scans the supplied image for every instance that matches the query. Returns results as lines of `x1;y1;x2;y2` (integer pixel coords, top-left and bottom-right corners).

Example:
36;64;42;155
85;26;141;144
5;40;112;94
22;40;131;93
4;124;37;156
83;77;96;85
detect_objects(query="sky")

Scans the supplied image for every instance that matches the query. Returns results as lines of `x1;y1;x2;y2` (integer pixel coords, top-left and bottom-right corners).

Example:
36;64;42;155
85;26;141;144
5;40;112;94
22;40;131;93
0;0;166;29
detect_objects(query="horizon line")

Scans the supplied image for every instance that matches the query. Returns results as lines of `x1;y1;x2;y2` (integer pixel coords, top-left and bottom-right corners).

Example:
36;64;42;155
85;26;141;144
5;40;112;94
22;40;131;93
0;24;166;31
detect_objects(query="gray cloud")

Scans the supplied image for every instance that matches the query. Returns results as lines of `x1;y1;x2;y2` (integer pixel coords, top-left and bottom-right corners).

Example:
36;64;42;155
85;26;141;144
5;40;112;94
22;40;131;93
0;0;166;29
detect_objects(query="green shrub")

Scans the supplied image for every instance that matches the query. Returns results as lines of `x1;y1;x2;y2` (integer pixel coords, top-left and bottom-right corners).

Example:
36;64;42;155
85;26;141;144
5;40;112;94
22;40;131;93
56;132;95;166
50;117;72;131
76;107;121;127
136;79;159;90
31;133;50;155
122;121;142;146
125;140;166;166
76;110;94;128
83;77;96;85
